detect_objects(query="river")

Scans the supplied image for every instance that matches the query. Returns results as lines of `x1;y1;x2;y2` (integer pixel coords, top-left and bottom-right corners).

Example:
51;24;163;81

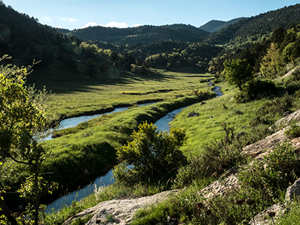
45;84;223;213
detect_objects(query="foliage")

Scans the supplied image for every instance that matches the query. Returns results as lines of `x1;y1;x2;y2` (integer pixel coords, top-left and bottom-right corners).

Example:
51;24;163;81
85;58;97;79
234;79;278;103
173;122;248;188
113;121;188;185
224;59;254;90
284;123;300;138
260;42;283;77
239;142;300;200
0;56;56;225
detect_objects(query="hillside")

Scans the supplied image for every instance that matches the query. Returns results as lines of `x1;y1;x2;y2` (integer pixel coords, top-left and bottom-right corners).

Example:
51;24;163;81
62;24;210;44
199;17;246;33
205;3;300;45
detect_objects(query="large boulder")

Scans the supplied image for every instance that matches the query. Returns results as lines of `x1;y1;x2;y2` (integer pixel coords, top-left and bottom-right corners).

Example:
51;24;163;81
276;109;300;127
63;190;178;225
285;178;300;202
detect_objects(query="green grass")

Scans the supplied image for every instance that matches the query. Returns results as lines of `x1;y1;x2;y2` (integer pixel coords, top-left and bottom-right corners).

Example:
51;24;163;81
33;67;214;121
170;82;278;156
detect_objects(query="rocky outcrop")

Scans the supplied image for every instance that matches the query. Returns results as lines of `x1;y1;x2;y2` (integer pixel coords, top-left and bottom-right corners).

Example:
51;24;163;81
285;177;300;202
276;108;300;127
198;167;240;199
242;129;289;157
249;204;285;225
63;190;178;225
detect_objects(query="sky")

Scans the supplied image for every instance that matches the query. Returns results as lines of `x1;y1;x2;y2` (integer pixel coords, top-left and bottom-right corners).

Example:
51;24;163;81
2;0;300;30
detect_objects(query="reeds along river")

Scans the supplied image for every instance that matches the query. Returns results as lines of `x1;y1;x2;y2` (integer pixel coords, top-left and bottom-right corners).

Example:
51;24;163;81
45;85;223;213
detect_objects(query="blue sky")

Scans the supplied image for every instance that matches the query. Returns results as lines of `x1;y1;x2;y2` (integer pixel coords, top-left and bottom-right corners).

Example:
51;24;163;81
3;0;300;30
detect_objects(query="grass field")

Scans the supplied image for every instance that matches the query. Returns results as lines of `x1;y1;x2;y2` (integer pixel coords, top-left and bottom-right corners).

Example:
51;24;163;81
27;65;213;120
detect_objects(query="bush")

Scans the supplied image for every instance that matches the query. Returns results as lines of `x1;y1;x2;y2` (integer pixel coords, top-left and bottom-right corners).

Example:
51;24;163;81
235;79;278;103
239;142;300;201
113;121;188;185
285;123;300;138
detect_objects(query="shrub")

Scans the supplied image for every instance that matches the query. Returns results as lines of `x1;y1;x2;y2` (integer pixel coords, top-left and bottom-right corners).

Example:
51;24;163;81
239;142;300;201
235;79;278;103
113;121;188;185
285;123;300;138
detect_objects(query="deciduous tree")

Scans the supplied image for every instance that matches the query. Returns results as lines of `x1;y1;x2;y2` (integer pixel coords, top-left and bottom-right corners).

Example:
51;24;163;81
0;56;56;225
224;59;254;91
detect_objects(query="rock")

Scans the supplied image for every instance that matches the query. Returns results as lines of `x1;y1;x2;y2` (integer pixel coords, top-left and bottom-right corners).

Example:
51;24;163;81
198;167;240;199
283;111;291;117
225;89;228;91
187;112;199;117
276;109;300;127
63;190;178;225
200;102;206;105
84;169;90;176
249;204;285;225
230;97;234;100
151;106;158;111
234;110;243;115
285;178;300;202
242;129;288;157
237;132;246;138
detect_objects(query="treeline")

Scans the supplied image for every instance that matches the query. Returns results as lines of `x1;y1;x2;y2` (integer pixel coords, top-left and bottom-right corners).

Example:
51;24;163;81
205;3;300;46
66;24;209;45
208;23;300;75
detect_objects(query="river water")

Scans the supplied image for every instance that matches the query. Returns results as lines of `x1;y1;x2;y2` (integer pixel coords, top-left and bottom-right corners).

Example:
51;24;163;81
45;84;223;213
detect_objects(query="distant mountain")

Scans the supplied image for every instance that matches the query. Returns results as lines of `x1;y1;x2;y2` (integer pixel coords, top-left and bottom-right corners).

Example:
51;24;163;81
205;3;300;45
199;18;246;33
56;28;71;35
63;24;210;44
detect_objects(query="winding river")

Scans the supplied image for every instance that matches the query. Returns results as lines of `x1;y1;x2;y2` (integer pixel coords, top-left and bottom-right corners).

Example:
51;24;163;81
45;84;223;213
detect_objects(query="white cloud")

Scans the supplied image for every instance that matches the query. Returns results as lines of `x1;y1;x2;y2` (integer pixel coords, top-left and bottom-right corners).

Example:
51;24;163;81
69;18;78;23
56;25;62;28
132;23;142;28
60;17;78;23
105;21;128;28
82;21;142;29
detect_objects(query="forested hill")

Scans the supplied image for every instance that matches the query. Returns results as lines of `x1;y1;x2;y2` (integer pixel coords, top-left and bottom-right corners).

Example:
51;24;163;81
199;18;246;33
63;24;210;44
205;3;300;45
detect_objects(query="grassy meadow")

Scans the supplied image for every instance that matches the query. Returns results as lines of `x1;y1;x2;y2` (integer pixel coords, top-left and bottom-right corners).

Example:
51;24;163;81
19;67;218;199
28;66;213;120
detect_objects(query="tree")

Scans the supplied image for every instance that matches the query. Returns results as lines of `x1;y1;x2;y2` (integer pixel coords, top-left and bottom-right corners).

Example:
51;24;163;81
260;43;283;78
99;62;108;74
0;56;57;225
113;122;187;184
85;58;97;79
140;65;148;75
224;59;254;91
122;52;135;71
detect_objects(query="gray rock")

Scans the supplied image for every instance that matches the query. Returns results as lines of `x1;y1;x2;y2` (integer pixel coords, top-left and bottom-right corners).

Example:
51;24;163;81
187;112;199;117
283;111;291;117
249;204;285;225
276;109;300;127
285;178;300;202
151;106;158;111
234;110;243;115
63;190;178;225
